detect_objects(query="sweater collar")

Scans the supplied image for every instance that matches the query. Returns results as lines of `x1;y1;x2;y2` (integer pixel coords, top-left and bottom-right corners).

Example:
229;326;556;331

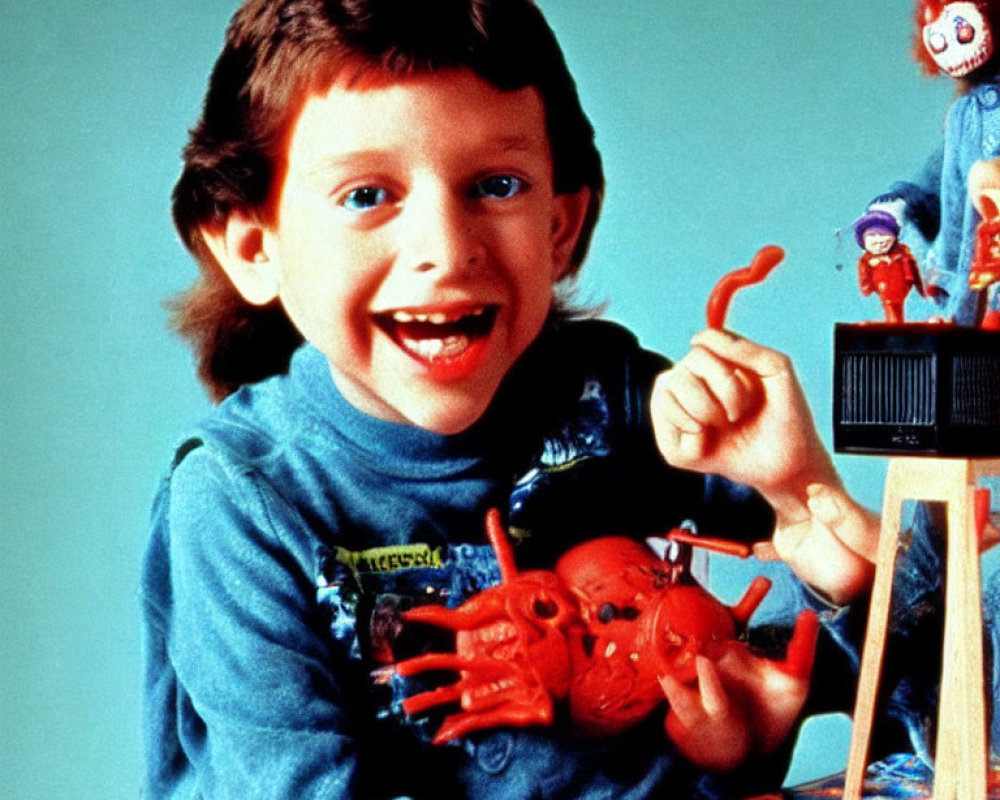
287;344;512;479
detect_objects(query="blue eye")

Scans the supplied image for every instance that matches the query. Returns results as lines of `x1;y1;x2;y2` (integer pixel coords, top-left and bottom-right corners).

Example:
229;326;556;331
342;186;389;211
470;175;526;200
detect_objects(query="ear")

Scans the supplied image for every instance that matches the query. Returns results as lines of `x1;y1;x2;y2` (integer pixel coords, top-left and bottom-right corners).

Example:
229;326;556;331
199;210;280;305
550;187;592;279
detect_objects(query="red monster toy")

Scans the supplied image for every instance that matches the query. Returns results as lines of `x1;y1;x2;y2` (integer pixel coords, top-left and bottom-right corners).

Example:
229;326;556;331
396;250;818;768
395;509;819;767
396;508;582;741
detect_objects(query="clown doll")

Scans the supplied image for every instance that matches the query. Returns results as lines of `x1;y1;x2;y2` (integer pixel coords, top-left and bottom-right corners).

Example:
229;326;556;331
854;209;925;322
865;0;1000;327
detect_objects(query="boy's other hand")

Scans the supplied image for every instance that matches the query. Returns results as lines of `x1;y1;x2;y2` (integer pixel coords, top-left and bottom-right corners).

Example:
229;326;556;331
650;329;877;604
651;329;832;495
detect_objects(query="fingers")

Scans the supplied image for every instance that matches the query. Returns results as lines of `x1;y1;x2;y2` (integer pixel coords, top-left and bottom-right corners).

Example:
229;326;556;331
658;656;731;728
689;328;794;382
651;341;763;467
658;671;699;727
661;657;752;771
692;655;730;718
660;345;761;427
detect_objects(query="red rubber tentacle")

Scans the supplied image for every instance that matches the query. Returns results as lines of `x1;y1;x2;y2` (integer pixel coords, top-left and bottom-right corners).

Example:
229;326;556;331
485;507;519;584
706;245;785;329
401;684;463;715
729;576;772;626
778;609;820;679
433;696;554;744
665;528;752;559
395;652;466;678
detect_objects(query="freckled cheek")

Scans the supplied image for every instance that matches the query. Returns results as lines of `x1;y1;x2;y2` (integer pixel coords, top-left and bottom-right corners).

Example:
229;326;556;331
492;215;558;271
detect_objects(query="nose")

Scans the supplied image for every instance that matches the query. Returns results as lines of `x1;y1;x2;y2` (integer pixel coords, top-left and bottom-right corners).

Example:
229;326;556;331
398;186;484;275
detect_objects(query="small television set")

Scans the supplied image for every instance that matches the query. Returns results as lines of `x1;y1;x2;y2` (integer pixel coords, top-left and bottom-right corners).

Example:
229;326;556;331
833;323;1000;455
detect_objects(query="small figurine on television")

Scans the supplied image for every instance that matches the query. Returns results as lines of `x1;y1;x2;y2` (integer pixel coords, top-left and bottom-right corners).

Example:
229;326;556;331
854;210;925;323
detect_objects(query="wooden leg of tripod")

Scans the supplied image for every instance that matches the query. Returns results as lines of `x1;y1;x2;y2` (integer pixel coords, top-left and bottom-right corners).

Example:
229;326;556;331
842;457;993;800
842;460;906;800
933;478;987;800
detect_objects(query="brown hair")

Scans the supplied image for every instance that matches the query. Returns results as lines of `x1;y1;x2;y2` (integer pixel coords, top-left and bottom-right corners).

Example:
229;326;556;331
170;0;604;401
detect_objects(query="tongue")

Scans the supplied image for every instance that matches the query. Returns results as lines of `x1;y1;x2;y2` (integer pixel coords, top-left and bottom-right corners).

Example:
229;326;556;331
396;318;468;340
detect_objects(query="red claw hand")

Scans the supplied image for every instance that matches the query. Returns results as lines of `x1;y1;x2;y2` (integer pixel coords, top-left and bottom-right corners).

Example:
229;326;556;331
705;245;785;330
395;510;581;744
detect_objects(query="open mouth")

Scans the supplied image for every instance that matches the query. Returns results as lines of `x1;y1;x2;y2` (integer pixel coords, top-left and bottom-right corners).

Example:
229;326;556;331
374;304;499;375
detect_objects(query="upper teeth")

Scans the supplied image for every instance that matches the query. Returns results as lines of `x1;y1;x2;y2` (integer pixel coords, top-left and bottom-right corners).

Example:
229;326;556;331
391;307;486;324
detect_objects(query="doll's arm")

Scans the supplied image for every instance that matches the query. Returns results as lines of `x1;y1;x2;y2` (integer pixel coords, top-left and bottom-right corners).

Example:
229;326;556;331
857;253;875;295
650;329;877;604
869;145;944;242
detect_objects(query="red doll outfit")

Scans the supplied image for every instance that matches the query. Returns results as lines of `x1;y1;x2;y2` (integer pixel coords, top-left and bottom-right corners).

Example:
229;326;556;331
858;242;924;322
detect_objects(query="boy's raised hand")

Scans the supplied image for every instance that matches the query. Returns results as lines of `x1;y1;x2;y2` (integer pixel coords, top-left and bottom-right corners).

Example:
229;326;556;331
651;329;878;604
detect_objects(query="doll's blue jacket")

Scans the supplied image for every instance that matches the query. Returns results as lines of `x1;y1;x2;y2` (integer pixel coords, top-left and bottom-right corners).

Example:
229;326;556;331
881;79;1000;323
140;320;981;799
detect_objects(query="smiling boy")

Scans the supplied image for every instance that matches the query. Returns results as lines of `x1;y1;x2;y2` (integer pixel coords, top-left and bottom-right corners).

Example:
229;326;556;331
205;70;589;434
142;1;878;798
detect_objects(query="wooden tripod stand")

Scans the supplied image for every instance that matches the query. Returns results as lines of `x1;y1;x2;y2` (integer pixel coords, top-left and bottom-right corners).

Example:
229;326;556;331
842;456;997;800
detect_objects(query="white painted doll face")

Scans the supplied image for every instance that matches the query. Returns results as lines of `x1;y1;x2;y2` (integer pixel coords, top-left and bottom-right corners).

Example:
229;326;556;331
922;1;994;77
863;230;897;255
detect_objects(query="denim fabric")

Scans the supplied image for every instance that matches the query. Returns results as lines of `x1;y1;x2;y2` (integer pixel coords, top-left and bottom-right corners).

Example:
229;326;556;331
140;319;990;799
142;321;803;799
884;80;1000;325
807;500;1000;768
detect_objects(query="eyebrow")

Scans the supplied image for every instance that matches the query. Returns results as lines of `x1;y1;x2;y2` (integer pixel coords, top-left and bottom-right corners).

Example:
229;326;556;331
302;150;392;178
301;133;547;176
493;134;544;152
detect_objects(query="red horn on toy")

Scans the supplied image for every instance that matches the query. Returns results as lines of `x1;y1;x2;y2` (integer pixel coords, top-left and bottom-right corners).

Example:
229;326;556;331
705;245;784;330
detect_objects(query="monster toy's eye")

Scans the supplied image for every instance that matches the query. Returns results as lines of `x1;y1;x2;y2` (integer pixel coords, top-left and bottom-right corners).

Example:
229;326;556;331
597;603;617;624
928;30;949;53
533;597;559;619
956;16;976;44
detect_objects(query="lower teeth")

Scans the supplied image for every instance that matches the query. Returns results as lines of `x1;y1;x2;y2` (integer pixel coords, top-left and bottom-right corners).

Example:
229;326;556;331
405;334;469;360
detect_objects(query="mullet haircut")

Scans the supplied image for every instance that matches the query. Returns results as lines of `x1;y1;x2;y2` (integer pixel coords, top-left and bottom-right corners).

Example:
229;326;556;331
170;0;604;401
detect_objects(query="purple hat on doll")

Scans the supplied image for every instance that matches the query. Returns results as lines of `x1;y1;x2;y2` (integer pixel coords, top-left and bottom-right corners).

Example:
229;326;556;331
853;209;900;247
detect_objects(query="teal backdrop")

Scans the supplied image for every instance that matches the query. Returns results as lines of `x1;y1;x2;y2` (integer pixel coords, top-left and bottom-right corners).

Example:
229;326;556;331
0;1;954;797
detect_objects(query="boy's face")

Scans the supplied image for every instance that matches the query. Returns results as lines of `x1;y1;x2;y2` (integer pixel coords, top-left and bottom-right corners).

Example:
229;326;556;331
225;70;588;434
